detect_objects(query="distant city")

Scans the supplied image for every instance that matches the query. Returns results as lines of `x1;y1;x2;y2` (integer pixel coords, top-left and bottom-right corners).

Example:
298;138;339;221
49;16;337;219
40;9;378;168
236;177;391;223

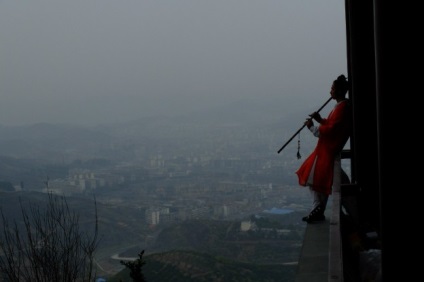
0;110;319;219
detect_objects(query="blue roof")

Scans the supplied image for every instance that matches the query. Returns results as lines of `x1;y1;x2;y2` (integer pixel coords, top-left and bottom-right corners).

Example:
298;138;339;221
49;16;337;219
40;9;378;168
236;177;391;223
263;207;294;215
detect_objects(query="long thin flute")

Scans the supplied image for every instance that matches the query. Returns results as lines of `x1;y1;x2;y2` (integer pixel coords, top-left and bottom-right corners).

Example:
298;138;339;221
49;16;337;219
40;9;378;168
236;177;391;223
277;97;332;154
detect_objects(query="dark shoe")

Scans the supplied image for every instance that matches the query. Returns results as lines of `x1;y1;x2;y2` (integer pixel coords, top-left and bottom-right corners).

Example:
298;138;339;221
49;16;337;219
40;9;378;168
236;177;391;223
302;213;326;223
302;205;325;223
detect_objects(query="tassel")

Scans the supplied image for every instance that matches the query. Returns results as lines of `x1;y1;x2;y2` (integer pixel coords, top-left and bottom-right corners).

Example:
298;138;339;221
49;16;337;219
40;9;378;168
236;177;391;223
296;133;301;159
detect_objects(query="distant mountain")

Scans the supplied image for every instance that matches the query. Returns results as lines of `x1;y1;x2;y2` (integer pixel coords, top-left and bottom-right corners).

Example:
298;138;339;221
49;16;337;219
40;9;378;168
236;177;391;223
0;101;313;160
0;123;113;161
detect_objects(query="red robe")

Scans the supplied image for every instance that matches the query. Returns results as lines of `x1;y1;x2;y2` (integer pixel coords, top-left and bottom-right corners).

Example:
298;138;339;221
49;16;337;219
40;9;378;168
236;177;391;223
295;100;352;195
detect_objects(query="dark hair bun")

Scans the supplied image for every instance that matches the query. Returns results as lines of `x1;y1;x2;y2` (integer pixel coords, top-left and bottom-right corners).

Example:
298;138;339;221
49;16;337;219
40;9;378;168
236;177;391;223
334;74;349;94
337;74;347;82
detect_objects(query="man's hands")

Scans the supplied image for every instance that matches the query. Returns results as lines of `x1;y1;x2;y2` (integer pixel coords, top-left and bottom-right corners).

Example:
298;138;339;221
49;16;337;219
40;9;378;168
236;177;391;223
304;118;314;129
309;111;322;123
304;112;322;129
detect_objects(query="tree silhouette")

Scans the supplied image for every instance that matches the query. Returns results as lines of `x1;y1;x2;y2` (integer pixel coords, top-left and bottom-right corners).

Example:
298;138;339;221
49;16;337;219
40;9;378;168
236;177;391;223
120;250;147;282
0;192;99;281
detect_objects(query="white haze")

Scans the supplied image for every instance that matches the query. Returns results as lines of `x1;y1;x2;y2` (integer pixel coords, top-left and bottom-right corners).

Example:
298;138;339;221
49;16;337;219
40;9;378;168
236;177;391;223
0;0;346;126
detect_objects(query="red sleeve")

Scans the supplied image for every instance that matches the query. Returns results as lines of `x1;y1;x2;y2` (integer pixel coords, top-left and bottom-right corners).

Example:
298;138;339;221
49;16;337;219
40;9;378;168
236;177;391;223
319;101;350;136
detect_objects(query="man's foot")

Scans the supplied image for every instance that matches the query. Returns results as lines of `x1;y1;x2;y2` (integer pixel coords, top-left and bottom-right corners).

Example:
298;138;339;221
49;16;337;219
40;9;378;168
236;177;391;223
302;205;326;223
302;213;325;223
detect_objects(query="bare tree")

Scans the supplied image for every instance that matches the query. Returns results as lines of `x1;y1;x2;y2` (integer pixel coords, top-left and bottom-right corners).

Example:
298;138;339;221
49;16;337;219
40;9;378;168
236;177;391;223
0;192;100;282
120;250;147;282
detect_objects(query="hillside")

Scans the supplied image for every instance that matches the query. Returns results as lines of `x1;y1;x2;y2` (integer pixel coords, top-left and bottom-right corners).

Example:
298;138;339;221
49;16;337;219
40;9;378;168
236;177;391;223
109;250;297;282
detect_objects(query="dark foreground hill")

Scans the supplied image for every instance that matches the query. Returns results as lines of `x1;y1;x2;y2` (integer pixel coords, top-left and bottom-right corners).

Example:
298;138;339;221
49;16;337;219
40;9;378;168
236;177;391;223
109;249;297;282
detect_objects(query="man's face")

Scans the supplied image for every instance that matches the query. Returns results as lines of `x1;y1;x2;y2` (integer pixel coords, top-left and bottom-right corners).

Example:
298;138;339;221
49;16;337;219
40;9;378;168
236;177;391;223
330;84;336;98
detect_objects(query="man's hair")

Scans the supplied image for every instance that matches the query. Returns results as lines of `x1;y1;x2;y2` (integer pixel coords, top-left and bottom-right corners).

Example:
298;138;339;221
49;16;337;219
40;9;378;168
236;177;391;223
334;74;349;96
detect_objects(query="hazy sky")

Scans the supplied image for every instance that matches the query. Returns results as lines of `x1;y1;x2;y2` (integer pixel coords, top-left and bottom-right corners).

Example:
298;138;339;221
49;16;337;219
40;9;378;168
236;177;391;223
0;0;347;126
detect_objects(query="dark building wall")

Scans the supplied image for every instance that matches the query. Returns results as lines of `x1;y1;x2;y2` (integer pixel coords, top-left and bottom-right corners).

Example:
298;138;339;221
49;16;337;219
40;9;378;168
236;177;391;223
345;0;380;234
344;0;414;280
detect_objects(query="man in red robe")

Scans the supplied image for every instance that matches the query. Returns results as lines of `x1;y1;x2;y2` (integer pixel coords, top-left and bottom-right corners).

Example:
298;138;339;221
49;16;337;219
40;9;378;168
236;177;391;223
296;74;352;223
